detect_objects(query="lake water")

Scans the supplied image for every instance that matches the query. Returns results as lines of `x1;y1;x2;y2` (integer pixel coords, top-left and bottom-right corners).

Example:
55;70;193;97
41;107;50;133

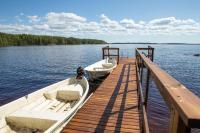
0;44;200;132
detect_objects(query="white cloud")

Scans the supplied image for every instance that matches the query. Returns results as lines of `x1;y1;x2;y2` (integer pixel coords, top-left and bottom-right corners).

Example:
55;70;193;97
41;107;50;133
46;12;86;26
44;12;88;34
0;24;32;34
100;14;125;32
79;22;101;33
149;17;175;26
27;15;40;23
1;12;200;42
33;24;49;30
120;19;144;30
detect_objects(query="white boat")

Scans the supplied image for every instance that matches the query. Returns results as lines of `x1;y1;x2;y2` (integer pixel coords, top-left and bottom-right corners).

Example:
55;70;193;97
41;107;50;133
85;58;117;80
0;76;89;133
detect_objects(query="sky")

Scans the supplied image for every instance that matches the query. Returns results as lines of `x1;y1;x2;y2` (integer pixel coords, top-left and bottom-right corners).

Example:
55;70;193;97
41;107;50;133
0;0;200;43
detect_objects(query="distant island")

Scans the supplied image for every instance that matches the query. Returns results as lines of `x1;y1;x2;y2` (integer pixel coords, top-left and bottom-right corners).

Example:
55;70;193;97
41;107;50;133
0;32;107;46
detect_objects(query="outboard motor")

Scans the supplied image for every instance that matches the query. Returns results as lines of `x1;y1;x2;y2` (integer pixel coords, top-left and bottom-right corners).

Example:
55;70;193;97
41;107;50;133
76;66;84;80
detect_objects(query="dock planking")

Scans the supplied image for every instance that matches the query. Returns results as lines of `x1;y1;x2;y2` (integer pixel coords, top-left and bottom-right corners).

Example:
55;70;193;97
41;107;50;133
62;58;141;133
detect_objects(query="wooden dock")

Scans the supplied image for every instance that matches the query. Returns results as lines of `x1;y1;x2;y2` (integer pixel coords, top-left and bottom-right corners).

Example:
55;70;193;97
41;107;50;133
62;58;141;133
61;46;200;133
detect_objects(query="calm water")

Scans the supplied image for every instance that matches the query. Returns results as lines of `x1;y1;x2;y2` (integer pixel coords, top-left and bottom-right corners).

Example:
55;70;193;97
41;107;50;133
0;44;200;132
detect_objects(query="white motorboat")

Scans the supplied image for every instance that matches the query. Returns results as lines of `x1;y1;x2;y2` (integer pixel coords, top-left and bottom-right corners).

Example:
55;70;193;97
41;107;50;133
84;58;117;80
0;75;89;133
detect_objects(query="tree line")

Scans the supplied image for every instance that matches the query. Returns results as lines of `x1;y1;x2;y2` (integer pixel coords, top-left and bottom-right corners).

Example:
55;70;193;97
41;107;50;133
0;32;106;46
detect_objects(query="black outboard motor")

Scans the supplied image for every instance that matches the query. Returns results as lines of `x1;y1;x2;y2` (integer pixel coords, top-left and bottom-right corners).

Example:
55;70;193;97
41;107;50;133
76;66;84;80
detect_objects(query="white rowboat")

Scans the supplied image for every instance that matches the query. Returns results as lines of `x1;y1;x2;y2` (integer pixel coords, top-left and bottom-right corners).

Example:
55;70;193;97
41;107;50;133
0;77;89;133
85;58;117;80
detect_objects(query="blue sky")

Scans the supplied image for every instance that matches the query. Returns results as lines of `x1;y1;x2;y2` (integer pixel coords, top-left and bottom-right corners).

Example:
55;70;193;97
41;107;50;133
0;0;200;43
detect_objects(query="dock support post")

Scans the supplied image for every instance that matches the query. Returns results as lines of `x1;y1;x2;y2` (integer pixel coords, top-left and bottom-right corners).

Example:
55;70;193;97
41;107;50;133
169;106;191;133
140;60;144;83
102;48;104;59
137;76;141;110
144;69;150;107
148;46;154;61
151;48;154;61
117;48;119;64
138;55;141;73
108;46;110;58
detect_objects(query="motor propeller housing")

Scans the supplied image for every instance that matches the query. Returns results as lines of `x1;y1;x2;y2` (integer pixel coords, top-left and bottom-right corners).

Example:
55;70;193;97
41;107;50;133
76;66;84;80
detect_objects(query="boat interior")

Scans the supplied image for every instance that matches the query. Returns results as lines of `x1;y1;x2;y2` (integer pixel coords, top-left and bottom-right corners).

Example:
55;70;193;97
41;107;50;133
86;58;117;71
0;78;87;133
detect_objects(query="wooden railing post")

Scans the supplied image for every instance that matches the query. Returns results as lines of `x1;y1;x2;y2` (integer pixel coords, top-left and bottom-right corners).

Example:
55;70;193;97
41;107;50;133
117;48;119;64
169;106;191;133
147;46;154;61
140;60;144;83
136;64;141;110
102;48;104;59
108;46;110;58
138;57;141;75
151;48;154;61
144;46;154;107
144;69;150;107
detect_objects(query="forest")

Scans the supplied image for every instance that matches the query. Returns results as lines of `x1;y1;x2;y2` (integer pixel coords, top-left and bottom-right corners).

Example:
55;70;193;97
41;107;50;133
0;32;106;46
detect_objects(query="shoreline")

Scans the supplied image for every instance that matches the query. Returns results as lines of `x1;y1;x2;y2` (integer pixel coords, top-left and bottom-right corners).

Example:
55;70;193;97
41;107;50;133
1;43;200;47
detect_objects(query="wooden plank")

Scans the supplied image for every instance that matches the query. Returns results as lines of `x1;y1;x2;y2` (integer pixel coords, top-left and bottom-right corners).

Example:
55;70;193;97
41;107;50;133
61;58;141;133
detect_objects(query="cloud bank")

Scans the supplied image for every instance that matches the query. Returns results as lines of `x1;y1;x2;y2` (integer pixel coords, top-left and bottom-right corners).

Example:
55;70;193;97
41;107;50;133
0;12;200;43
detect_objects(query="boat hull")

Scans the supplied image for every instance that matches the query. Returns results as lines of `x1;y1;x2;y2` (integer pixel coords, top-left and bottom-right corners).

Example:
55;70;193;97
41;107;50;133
0;77;89;133
86;69;113;80
85;58;117;80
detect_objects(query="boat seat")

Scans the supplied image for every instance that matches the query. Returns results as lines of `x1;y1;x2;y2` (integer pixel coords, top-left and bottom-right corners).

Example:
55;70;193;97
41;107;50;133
102;63;114;68
57;84;83;101
44;84;83;101
6;110;65;130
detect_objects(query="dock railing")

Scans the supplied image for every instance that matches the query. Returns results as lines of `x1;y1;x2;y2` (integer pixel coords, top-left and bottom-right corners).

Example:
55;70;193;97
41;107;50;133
102;46;119;64
135;46;200;133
